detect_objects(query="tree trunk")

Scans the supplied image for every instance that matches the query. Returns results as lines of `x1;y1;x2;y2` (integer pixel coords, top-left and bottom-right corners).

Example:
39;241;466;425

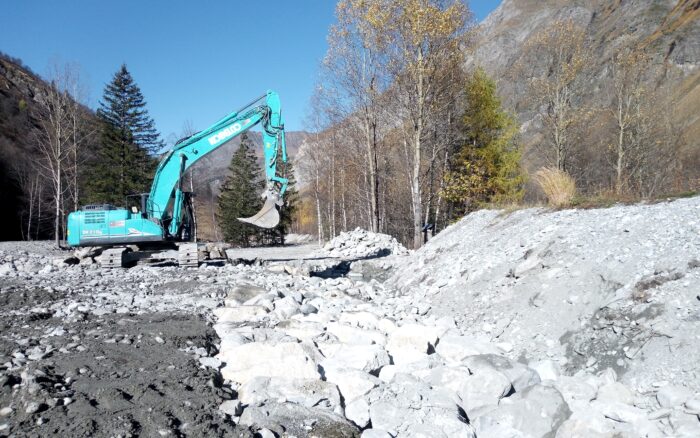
315;166;324;246
54;165;62;247
412;51;425;250
412;131;423;249
363;116;379;232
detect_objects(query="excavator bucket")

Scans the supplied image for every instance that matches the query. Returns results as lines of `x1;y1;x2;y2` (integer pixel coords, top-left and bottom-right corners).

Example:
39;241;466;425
238;195;280;228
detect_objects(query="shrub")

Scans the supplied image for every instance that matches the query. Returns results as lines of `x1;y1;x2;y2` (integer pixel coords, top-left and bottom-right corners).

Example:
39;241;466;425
534;167;576;207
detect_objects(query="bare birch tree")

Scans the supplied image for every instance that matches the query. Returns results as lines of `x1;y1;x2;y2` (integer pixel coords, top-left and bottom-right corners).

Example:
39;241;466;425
521;19;589;172
323;0;393;232
378;0;470;248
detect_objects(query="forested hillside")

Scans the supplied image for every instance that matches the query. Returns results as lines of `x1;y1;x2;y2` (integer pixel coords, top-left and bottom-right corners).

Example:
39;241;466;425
468;0;700;194
0;54;98;241
296;0;700;248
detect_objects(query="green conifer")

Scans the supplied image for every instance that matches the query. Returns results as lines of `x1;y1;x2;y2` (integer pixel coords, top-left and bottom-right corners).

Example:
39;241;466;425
217;133;264;246
86;64;162;205
443;68;525;217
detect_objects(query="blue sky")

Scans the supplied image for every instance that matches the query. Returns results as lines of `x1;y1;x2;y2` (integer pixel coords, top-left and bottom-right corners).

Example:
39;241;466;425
2;1;501;142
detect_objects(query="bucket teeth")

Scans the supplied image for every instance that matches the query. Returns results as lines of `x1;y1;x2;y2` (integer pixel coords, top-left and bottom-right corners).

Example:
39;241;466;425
238;195;280;228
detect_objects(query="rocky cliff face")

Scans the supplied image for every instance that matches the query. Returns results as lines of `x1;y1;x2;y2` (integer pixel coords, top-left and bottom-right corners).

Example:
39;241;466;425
469;0;700;149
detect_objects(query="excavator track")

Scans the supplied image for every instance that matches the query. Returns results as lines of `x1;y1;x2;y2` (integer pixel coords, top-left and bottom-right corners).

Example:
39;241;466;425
178;243;199;267
100;247;128;268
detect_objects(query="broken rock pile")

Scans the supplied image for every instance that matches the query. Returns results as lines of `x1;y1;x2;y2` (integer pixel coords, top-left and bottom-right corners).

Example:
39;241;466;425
321;228;409;259
212;266;690;437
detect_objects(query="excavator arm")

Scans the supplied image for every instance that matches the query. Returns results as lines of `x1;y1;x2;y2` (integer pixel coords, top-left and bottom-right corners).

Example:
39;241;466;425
147;90;288;235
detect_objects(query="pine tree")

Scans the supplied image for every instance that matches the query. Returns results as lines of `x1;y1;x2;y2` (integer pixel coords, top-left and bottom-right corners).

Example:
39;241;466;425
443;68;525;217
217;133;263;246
86;64;162;205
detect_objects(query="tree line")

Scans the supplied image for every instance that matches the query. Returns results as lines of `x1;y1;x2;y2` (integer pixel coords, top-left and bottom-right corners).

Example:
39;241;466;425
295;0;698;249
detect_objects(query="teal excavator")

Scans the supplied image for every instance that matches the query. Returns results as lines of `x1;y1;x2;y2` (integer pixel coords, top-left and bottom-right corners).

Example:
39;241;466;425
66;91;288;267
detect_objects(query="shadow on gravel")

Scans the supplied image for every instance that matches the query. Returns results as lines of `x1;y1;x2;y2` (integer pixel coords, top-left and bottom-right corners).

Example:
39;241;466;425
311;249;391;279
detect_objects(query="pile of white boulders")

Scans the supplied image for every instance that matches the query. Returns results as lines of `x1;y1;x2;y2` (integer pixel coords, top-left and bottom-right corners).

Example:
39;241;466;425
210;265;693;437
321;228;410;259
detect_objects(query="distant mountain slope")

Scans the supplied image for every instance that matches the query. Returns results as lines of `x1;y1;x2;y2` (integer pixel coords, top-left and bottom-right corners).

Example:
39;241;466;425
469;0;700;165
0;55;55;240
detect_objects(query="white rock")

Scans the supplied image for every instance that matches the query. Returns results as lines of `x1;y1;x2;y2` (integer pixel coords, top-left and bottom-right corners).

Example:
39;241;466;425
670;410;700;436
326;322;386;346
554;376;597;405
198;356;221;368
656;385;693;408
434;333;503;363
361;430;393;438
323;367;380;403
219;400;243;417
456;367;513;416
219;342;320;384
238;377;341;411
462;355;540;393
214;305;268;323
474;384;570;438
275;320;325;342
530;359;560;382
340;311;381;330
369;375;475;437
321;344;390;374
345;397;370;428
273;296;301;320
596;382;634;405
385;323;442;365
591;400;646;423
685;396;700;414
257;428;276;438
555;417;611;438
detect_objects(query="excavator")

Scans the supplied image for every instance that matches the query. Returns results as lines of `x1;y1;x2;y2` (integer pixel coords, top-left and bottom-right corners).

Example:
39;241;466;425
66;90;288;267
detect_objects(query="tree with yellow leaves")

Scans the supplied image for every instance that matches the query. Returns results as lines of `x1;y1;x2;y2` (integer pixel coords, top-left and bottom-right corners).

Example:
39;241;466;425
377;0;472;248
521;19;590;173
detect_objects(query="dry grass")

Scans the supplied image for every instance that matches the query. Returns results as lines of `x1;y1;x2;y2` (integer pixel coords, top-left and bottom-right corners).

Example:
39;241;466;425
534;167;577;207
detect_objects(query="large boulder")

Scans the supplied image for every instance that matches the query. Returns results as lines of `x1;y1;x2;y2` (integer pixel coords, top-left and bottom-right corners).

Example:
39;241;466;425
435;333;504;363
474;384;571;438
239;402;358;438
656;385;693;408
321;344;391;374
219;342;321;384
463;354;541;392
326;322;386;346
323;367;381;403
214;305;268;324
386;324;442;365
368;374;476;437
426;365;512;416
238;376;342;412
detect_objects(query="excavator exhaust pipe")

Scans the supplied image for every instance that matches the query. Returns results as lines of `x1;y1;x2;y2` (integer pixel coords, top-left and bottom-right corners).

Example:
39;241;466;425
238;192;281;229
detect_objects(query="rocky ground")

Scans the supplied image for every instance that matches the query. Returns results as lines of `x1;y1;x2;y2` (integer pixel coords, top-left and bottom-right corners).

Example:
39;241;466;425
1;197;699;437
